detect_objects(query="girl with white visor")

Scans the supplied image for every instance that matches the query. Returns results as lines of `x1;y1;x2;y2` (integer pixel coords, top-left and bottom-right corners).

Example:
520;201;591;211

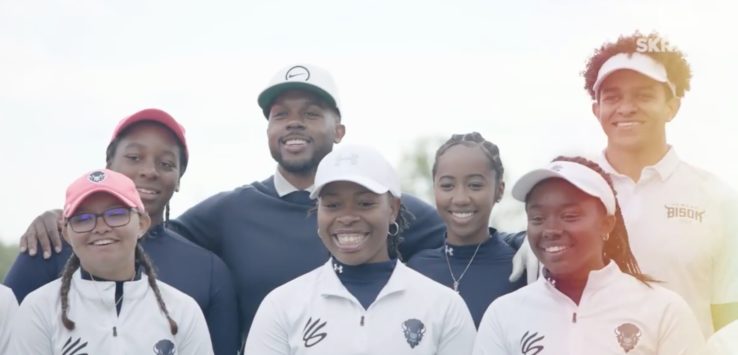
244;144;476;355
473;156;705;355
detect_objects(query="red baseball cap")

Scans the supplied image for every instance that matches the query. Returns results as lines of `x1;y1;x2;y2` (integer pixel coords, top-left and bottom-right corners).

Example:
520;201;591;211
64;169;145;218
110;108;188;160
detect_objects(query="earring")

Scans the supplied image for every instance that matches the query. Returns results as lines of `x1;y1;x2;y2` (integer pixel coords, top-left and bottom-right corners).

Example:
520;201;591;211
603;233;610;241
388;222;399;237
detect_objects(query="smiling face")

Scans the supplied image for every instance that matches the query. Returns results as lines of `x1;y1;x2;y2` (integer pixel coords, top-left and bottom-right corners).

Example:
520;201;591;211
108;123;182;225
592;70;680;154
433;144;503;244
63;192;150;280
317;181;400;265
267;90;345;175
525;178;614;281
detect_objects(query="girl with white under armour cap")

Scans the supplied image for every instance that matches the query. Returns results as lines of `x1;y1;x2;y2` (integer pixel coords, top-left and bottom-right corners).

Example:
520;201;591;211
473;157;705;355
10;169;213;355
244;144;476;355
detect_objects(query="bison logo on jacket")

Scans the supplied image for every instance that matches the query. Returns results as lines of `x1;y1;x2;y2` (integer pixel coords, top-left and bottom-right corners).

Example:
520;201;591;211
615;323;641;353
153;339;175;355
402;319;426;348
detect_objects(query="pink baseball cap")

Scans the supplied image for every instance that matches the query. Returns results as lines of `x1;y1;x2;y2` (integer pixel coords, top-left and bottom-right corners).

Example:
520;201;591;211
63;169;146;218
110;108;188;160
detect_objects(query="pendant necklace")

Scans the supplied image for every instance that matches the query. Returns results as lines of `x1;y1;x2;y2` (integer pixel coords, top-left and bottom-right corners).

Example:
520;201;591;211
444;241;483;293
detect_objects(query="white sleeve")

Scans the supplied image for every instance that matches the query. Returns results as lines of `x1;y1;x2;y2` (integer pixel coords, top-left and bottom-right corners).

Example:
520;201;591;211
707;321;738;355
175;297;215;355
0;286;19;355
712;185;738;304
657;293;707;355
8;292;54;355
436;293;476;355
473;302;511;355
243;294;291;355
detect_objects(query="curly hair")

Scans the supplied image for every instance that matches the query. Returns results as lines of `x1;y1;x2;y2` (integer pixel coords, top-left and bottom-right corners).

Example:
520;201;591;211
582;31;692;100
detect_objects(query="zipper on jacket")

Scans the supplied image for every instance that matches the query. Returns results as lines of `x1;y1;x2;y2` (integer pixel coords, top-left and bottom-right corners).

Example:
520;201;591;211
572;312;577;323
113;326;118;337
360;316;365;326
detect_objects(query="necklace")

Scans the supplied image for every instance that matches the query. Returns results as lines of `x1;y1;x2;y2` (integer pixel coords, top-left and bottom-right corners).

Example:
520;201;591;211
444;241;483;293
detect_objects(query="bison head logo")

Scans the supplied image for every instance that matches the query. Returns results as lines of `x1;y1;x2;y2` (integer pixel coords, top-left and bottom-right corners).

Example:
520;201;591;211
614;323;641;353
401;318;426;348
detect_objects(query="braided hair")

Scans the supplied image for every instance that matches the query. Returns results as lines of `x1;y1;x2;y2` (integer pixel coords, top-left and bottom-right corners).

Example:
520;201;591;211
551;156;655;285
387;202;414;261
59;243;179;335
432;132;504;192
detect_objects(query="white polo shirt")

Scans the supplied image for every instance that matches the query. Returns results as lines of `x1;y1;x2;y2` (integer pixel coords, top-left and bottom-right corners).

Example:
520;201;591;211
0;284;18;355
707;320;738;355
10;270;214;355
244;259;476;355
473;262;705;355
596;148;738;336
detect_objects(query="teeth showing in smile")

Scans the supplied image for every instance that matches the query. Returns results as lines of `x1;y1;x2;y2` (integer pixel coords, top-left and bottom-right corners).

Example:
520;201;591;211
334;233;367;248
92;239;115;246
615;122;640;128
451;212;474;218
137;188;158;195
544;245;569;253
285;139;308;145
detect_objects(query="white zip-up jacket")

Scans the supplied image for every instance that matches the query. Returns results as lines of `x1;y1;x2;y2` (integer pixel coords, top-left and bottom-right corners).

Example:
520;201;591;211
0;285;18;355
10;270;213;355
244;260;476;355
473;262;706;355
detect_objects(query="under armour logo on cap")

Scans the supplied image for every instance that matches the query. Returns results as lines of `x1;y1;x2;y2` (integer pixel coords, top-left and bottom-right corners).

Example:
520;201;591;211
285;65;311;81
550;164;563;172
88;170;106;183
333;152;359;167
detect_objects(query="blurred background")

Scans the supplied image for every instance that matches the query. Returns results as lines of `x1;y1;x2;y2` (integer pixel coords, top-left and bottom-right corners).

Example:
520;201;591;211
2;0;737;279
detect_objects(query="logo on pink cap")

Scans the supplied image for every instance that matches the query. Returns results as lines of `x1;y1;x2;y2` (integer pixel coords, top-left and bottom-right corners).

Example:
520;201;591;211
64;169;145;218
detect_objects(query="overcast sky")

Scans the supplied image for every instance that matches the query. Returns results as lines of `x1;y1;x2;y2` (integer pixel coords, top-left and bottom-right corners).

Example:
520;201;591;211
1;0;736;244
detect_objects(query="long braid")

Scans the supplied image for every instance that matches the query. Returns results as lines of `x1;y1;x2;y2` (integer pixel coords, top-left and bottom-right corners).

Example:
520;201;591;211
59;254;81;330
552;156;656;285
135;244;179;335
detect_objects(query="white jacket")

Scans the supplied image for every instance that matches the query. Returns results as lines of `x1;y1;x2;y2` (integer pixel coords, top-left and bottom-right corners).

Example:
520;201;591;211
0;285;18;355
10;270;213;355
244;260;476;355
473;262;706;355
707;320;738;355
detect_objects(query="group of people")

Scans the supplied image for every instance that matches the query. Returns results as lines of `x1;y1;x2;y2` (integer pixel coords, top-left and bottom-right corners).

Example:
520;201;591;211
1;31;736;354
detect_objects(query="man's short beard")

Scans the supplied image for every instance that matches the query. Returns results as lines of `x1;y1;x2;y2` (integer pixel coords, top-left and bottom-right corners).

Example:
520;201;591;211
278;156;321;174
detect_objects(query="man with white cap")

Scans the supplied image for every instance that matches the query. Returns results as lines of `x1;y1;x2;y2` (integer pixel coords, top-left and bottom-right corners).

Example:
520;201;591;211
167;64;448;339
583;31;738;336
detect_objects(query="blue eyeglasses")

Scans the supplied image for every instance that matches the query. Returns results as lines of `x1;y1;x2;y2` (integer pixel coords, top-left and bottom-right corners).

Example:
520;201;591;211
66;207;135;233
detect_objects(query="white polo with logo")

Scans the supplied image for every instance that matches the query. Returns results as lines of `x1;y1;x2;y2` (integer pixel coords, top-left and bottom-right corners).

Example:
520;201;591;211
10;271;213;355
473;262;705;355
596;148;738;336
244;259;476;355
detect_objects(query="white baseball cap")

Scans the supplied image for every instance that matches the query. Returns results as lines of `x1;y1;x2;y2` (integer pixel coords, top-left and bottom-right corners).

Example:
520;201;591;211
593;52;676;99
310;144;401;200
257;64;341;118
511;161;616;215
